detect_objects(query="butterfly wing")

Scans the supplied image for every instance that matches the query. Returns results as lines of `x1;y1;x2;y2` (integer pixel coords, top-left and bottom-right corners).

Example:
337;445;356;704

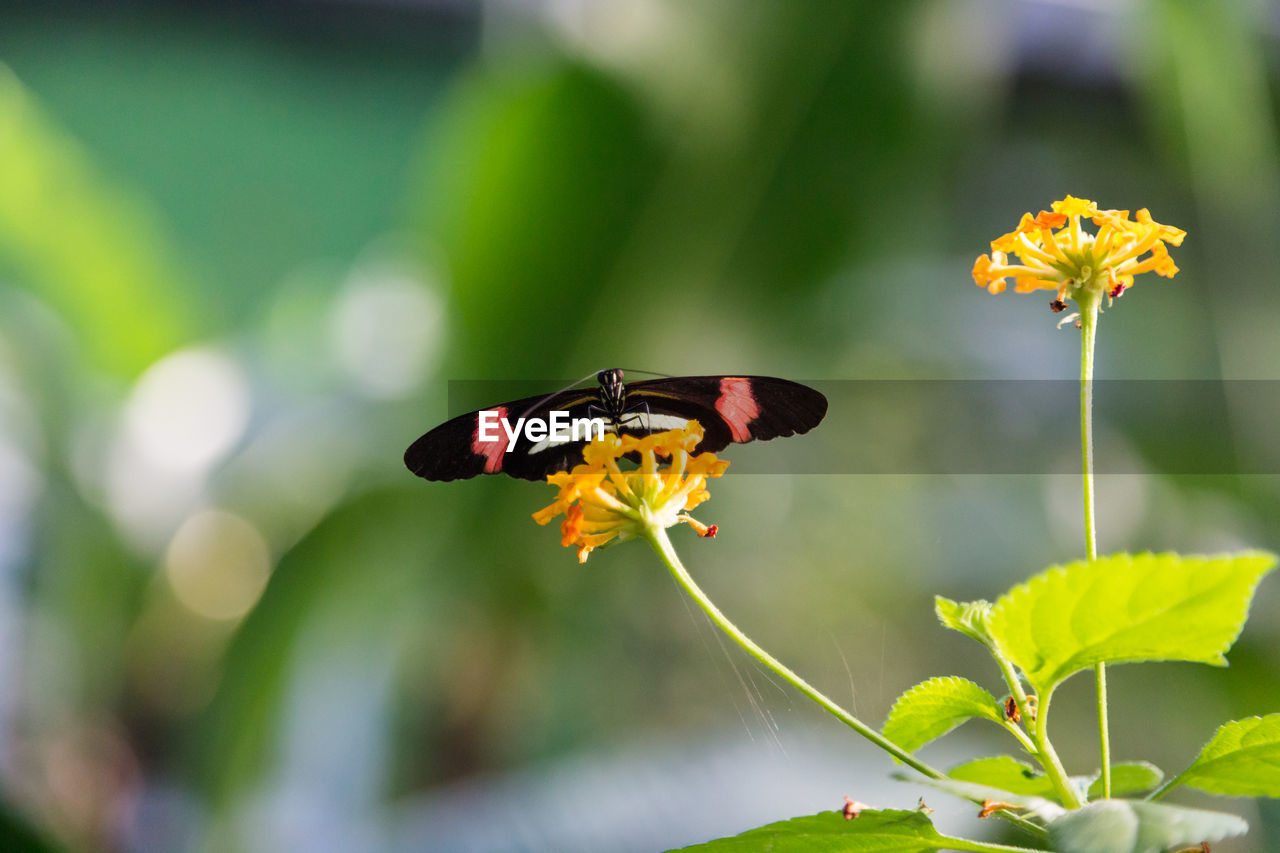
404;389;597;481
405;374;828;481
621;375;827;452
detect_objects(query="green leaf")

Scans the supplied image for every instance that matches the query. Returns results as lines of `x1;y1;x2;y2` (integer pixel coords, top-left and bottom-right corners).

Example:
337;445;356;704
988;551;1276;691
0;65;198;375
933;596;995;646
883;677;1003;753
948;756;1057;798
1174;714;1280;797
1048;799;1247;853
1087;762;1163;799
420;62;660;376
948;757;1163;803
904;772;1065;822
668;809;956;852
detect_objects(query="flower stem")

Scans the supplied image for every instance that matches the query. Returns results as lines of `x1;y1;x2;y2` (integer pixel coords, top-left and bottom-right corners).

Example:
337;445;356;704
1078;291;1111;799
1030;690;1083;809
1079;294;1100;565
643;526;943;779
999;717;1039;756
647;526;1050;840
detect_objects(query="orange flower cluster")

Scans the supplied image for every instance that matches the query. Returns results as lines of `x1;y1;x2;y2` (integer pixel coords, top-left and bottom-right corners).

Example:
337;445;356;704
972;196;1184;306
533;422;728;563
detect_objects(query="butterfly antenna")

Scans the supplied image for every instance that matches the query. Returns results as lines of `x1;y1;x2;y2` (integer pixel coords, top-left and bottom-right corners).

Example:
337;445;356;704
514;369;600;420
615;368;672;378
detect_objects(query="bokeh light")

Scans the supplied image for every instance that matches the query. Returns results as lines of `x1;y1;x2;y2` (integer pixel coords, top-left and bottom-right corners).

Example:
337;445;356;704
164;509;271;622
123;348;250;474
330;254;444;400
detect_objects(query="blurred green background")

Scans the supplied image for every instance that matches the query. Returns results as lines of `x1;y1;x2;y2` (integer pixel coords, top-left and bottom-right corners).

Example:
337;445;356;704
2;2;1278;851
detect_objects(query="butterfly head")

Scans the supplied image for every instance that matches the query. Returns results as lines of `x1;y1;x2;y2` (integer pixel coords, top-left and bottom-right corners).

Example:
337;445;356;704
596;368;626;413
596;368;624;388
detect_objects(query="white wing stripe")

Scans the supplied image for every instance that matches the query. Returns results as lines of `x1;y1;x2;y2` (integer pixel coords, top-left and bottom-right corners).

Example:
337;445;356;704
527;413;692;455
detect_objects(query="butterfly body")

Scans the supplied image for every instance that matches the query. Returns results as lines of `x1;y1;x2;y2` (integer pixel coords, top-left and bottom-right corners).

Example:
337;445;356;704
404;369;826;481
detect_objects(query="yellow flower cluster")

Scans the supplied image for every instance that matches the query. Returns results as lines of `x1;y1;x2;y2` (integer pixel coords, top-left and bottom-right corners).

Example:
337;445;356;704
532;422;728;562
972;196;1185;306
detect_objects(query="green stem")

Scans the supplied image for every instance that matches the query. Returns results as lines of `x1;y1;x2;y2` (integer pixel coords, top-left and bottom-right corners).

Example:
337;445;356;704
1145;772;1183;802
991;647;1082;809
1030;690;1083;809
643;525;942;779
1079;295;1099;566
647;526;1049;840
999;718;1039;757
1078;291;1111;799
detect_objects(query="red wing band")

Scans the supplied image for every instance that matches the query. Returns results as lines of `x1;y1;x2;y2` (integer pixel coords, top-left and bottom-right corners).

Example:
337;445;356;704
471;406;509;473
714;377;760;442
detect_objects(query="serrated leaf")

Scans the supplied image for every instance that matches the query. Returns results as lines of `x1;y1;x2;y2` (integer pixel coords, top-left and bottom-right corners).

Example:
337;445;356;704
1174;714;1280;797
988;551;1276;691
1048;799;1247;853
883;677;1003;753
948;756;1057;798
667;809;954;852
1087;762;1163;799
934;596;995;646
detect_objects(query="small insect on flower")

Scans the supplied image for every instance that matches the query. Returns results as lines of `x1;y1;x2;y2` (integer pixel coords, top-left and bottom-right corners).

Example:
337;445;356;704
972;196;1185;312
532;422;730;563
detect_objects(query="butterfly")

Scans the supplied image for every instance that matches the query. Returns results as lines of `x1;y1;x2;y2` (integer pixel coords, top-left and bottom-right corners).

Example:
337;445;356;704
404;369;827;481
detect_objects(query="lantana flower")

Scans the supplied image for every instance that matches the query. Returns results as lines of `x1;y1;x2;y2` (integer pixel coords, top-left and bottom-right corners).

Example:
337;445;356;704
972;196;1185;311
532;421;729;562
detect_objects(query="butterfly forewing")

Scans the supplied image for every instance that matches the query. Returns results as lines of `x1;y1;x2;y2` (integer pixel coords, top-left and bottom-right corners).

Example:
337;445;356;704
403;388;597;481
621;376;827;451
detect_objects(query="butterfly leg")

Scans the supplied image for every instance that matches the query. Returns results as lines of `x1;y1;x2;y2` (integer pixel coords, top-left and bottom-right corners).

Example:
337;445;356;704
620;401;655;434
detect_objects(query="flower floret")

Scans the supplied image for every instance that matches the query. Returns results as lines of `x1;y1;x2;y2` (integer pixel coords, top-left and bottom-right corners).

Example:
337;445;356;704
533;421;728;562
971;196;1184;310
1051;195;1097;218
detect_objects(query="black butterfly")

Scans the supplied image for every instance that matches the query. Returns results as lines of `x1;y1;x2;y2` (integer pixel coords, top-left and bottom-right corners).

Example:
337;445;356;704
404;369;827;481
